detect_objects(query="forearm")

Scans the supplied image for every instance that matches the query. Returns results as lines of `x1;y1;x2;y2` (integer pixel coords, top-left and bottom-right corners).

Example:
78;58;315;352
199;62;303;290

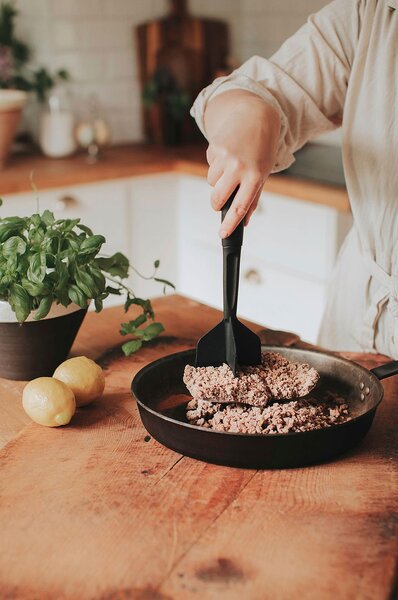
204;89;281;146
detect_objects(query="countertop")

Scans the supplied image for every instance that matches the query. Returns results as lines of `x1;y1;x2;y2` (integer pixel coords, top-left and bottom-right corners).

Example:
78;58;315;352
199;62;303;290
0;296;396;599
0;144;350;213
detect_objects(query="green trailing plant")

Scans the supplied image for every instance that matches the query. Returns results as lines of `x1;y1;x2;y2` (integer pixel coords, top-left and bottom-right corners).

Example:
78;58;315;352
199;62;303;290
0;1;70;101
0;199;175;356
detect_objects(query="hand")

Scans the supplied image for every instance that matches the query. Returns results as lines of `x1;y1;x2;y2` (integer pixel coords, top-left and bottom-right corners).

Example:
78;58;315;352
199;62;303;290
204;90;281;237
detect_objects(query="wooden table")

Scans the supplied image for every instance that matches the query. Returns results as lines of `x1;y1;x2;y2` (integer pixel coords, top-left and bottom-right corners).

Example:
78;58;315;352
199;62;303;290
0;296;397;599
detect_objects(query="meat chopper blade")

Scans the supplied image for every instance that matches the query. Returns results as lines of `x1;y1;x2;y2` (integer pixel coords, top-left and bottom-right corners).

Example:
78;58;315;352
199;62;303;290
195;188;262;376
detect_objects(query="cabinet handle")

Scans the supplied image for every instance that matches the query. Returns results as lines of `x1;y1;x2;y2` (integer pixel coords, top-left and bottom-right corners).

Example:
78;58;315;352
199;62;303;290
243;268;262;285
55;195;79;210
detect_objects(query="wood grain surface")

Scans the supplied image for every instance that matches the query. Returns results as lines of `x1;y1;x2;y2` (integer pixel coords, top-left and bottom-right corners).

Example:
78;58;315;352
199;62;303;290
0;144;350;213
0;296;396;600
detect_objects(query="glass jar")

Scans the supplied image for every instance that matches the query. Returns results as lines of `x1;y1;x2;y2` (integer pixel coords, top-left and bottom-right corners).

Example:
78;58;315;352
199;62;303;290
39;84;76;158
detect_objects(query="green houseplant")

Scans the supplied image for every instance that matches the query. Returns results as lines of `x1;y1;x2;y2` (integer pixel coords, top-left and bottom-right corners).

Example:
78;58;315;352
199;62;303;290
0;201;174;380
143;67;191;146
0;1;70;166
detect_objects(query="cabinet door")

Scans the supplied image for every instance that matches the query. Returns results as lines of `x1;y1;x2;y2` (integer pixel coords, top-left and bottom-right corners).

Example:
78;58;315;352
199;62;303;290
38;181;130;257
178;175;219;248
0;192;38;218
178;241;326;344
127;173;179;299
238;256;326;344
244;191;352;280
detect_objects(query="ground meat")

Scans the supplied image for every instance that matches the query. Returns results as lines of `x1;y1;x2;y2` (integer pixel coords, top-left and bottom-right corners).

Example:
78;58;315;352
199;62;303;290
183;352;320;408
186;393;350;435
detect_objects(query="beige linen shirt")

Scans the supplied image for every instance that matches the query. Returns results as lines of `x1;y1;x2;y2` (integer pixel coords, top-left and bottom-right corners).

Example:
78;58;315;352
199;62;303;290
191;0;398;357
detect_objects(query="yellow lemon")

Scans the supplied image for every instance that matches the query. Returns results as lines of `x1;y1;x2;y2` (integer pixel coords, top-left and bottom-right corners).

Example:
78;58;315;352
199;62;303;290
22;377;76;427
53;356;105;407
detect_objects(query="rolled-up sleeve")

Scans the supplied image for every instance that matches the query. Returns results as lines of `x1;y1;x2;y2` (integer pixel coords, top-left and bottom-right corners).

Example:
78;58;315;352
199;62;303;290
191;0;362;171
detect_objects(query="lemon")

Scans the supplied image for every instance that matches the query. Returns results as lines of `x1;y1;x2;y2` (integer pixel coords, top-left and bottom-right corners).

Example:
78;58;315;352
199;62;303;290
53;356;105;407
22;377;76;427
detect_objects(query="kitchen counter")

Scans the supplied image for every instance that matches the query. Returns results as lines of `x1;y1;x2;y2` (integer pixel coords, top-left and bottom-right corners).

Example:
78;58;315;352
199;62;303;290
0;296;396;599
0;144;350;213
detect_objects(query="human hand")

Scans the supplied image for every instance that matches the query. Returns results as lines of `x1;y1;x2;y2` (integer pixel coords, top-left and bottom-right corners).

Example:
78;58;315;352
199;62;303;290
204;90;281;237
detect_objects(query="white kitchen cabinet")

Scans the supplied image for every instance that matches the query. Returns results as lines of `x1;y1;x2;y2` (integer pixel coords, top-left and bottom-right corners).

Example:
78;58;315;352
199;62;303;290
177;175;352;343
1;172;352;342
127;173;179;299
0;191;38;218
244;191;352;280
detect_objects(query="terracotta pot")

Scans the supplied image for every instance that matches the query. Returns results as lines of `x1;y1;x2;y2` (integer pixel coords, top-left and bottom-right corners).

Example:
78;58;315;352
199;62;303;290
0;301;87;381
0;90;27;169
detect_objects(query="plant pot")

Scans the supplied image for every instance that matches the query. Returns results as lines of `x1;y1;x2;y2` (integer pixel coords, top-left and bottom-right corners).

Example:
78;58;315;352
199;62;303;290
0;301;87;380
0;90;27;169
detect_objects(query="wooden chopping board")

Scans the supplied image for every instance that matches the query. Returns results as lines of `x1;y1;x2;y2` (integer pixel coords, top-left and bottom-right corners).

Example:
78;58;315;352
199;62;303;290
136;0;229;143
0;299;397;599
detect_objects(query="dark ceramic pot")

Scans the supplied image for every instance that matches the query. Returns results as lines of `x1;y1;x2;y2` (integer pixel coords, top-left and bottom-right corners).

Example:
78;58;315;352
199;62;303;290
0;303;88;380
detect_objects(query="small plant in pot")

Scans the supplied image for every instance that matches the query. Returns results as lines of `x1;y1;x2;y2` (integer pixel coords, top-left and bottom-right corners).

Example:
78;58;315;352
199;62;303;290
0;201;174;380
0;1;70;166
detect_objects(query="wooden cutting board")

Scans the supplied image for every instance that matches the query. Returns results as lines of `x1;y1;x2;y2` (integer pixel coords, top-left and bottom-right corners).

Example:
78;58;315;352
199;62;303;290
136;0;229;143
0;298;397;599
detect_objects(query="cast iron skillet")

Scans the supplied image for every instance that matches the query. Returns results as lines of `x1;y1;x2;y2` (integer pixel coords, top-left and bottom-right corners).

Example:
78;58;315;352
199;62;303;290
131;346;398;469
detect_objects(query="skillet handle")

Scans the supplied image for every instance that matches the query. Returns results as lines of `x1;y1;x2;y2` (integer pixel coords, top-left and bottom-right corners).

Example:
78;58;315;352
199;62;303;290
371;360;398;380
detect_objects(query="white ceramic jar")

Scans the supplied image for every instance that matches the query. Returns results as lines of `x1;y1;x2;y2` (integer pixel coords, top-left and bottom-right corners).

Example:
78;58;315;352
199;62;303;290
39;85;76;158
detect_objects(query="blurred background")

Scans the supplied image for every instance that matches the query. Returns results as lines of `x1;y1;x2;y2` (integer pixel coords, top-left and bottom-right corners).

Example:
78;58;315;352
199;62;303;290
14;0;331;144
0;0;349;345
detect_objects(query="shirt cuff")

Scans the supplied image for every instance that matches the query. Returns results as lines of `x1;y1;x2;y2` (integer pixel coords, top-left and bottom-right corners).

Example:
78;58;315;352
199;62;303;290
190;73;295;172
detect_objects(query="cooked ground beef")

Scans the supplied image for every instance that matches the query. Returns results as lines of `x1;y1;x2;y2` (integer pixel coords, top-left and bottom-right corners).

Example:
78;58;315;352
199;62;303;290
183;352;320;408
186;393;350;435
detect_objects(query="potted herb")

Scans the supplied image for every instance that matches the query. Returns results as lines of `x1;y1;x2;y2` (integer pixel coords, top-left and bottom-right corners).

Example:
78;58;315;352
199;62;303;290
0;1;70;165
143;67;191;146
0;201;174;380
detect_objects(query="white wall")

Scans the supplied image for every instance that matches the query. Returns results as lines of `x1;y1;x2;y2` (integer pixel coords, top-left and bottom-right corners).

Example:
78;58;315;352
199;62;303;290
15;0;328;144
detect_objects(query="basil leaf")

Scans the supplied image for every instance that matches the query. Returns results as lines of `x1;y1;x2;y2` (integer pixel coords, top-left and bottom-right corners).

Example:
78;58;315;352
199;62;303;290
21;279;50;297
96;252;129;278
76;224;94;236
41;210;55;226
0;220;25;243
90;268;106;294
154;277;176;290
122;339;143;356
68;285;88;309
9;283;31;322
27;252;46;283
2;236;26;257
135;322;164;341
79;235;106;256
124;296;154;318
105;286;121;295
94;297;103;312
75;267;97;298
120;313;147;336
34;294;53;320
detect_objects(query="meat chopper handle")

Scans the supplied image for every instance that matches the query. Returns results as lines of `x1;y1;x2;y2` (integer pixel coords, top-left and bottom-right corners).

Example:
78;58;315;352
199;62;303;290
221;187;243;321
370;360;398;380
221;187;244;248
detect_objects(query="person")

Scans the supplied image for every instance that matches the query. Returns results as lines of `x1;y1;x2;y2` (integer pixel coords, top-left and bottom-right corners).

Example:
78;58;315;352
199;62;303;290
190;0;398;358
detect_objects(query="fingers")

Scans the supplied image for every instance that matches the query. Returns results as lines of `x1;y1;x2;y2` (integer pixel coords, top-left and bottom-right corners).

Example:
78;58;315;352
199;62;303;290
206;144;216;165
211;172;240;212
207;158;224;187
219;179;262;238
245;188;262;226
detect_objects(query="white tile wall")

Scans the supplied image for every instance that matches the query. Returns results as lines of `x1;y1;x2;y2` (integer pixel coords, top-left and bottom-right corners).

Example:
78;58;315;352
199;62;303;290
15;0;328;144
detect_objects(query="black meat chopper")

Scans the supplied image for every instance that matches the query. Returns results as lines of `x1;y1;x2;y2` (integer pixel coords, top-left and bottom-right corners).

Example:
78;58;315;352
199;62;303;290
195;188;262;376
